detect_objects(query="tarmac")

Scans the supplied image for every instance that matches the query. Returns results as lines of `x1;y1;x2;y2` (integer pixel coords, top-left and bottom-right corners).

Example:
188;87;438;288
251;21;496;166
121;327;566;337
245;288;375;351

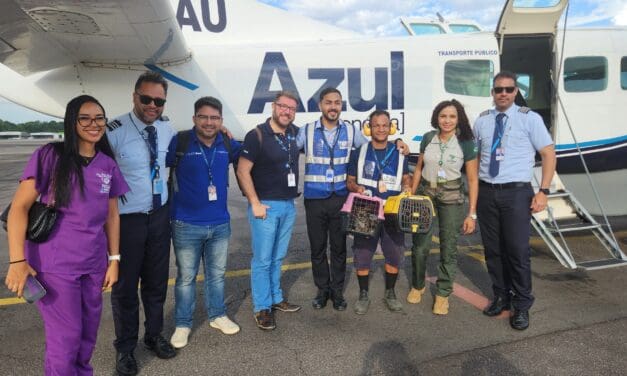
1;139;626;376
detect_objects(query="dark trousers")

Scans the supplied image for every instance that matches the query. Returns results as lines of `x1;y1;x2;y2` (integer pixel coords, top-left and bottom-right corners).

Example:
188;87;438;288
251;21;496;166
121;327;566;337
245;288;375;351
111;204;171;353
304;194;347;296
477;183;535;311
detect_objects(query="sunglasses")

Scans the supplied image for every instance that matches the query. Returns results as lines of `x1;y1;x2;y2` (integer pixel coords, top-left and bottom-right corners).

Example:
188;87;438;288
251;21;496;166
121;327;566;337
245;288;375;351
136;93;167;107
493;86;516;94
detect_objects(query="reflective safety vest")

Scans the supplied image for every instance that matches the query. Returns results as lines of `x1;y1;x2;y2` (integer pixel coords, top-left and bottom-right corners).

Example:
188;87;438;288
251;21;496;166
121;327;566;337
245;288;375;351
357;142;404;199
304;120;355;199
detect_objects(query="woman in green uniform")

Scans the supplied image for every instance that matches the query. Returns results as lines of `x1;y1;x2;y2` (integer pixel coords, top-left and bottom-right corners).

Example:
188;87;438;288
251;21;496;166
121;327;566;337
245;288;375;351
408;99;478;315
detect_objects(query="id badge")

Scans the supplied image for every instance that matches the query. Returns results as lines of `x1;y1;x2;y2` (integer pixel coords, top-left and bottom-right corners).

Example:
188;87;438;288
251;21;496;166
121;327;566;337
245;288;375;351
287;172;296;187
437;168;447;183
325;168;334;183
496;147;505;161
152;178;163;194
208;185;217;201
378;180;387;193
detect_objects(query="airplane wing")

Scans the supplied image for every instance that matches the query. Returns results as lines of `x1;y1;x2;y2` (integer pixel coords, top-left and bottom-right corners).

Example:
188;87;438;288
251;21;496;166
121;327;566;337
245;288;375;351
0;0;190;76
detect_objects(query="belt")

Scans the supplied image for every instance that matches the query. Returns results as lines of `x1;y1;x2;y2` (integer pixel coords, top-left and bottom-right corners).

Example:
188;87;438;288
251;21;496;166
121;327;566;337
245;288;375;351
479;180;531;189
121;203;168;217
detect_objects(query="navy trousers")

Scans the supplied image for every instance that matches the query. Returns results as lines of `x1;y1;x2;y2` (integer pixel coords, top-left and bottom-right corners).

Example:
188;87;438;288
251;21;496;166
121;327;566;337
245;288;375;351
477;182;535;311
111;204;171;353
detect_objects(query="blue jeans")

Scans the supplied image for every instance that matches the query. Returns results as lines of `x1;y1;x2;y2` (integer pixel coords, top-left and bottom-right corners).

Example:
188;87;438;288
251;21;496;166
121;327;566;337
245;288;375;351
172;220;231;328
248;199;296;312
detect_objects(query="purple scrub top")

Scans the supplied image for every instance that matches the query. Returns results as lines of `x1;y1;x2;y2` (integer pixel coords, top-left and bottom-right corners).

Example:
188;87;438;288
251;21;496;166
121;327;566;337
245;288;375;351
21;144;129;274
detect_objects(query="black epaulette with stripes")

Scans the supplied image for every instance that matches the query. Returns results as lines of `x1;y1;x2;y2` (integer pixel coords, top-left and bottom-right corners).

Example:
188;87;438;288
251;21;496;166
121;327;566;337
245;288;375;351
479;110;490;117
106;119;122;131
518;107;531;114
159;115;169;121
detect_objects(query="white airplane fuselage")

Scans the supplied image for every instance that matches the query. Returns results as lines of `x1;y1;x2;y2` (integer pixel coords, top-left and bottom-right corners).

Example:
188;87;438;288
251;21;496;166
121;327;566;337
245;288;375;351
1;0;626;215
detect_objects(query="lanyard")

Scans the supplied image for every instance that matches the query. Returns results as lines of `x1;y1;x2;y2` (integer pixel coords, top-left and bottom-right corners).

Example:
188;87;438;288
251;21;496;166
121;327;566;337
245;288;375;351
318;123;341;167
274;130;294;171
198;141;217;184
437;134;452;167
491;115;509;153
128;114;158;167
370;143;396;179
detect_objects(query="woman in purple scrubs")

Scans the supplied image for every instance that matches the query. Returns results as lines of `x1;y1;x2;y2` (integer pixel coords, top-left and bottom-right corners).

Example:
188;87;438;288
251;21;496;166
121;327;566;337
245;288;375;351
5;95;129;375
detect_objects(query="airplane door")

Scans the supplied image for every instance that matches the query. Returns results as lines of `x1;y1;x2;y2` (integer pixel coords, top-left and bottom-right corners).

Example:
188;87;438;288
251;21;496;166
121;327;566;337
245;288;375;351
495;0;569;132
496;0;568;37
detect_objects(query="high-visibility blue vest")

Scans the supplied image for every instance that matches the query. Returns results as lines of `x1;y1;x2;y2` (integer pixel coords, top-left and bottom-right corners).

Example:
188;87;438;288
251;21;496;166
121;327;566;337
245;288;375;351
304;120;355;199
357;142;405;200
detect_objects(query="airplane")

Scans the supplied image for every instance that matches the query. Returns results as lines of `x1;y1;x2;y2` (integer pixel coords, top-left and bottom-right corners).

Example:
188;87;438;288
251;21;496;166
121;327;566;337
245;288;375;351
0;0;625;220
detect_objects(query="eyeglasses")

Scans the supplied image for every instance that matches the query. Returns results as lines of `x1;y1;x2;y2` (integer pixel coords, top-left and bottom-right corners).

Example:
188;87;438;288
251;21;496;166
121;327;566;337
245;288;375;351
493;86;516;94
136;92;167;107
78;116;107;128
195;114;222;122
275;102;297;113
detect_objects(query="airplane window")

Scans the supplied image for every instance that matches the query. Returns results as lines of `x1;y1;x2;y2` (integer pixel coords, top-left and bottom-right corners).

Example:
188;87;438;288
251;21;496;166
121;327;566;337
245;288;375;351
516;74;532;99
563;56;608;92
444;60;494;97
410;24;445;35
513;0;561;8
449;24;480;33
621;57;627;90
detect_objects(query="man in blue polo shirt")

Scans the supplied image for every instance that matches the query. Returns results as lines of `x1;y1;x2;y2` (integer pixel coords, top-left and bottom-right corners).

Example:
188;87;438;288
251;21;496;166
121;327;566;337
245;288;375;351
167;97;241;348
237;91;302;331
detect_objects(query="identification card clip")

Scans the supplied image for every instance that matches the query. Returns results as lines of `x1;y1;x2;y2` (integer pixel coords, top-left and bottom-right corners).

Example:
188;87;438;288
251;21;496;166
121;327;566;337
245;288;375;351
325;168;334;183
208;185;217;201
152;178;163;195
378;180;387;193
496;147;505;161
287;172;296;187
437;168;447;183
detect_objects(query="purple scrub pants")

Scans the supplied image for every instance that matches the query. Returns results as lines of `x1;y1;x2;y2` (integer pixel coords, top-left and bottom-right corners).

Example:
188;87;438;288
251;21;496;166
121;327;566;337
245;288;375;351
36;271;105;376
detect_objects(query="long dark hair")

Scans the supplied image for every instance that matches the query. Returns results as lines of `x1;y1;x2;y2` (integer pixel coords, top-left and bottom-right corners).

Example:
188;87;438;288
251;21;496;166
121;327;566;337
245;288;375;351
38;95;115;207
430;99;474;141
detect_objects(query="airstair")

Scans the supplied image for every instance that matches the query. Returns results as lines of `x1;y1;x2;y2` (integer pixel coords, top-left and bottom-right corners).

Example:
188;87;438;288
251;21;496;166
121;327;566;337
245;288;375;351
530;170;627;270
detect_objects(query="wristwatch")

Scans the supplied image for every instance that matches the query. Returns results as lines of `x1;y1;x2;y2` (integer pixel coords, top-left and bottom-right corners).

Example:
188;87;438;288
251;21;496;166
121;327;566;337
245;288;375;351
108;254;121;262
539;188;550;195
469;213;477;220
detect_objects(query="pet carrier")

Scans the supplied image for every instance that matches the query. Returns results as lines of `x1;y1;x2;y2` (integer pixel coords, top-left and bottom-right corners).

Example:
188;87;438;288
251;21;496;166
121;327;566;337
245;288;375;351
384;192;435;233
340;192;385;237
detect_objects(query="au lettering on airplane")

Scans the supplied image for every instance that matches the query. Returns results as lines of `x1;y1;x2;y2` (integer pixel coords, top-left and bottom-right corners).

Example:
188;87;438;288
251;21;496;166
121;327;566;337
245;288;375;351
0;0;626;215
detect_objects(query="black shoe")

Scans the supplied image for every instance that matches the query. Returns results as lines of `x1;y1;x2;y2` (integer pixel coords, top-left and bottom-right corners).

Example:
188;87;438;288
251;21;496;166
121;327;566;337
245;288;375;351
312;290;330;309
254;309;276;330
483;296;510;317
510;310;530;330
144;335;177;359
332;292;347;311
116;351;138;376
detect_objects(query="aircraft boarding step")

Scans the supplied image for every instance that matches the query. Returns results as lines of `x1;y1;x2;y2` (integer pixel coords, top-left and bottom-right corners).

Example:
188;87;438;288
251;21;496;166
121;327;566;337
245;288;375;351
530;171;627;271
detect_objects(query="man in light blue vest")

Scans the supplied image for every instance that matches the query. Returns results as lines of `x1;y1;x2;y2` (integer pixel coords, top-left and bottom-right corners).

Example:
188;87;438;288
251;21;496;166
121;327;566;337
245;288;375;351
296;88;408;311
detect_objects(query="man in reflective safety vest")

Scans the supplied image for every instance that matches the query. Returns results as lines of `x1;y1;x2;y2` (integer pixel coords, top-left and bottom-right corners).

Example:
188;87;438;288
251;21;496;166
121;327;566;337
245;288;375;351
296;88;369;311
346;110;412;315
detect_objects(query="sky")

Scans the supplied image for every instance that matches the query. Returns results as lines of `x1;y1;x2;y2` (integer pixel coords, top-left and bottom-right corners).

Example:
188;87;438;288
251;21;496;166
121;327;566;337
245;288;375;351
1;0;625;123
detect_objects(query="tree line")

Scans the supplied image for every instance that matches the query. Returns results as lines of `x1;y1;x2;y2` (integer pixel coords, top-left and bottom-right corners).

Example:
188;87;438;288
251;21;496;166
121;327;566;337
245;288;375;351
0;119;63;133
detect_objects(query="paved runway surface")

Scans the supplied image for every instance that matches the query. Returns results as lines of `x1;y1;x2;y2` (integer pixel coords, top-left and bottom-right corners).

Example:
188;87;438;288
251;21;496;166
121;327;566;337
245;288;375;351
1;140;626;375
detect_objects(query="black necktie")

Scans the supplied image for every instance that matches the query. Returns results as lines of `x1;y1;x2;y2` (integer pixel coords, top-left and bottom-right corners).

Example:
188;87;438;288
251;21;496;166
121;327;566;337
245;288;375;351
489;113;505;178
145;125;161;210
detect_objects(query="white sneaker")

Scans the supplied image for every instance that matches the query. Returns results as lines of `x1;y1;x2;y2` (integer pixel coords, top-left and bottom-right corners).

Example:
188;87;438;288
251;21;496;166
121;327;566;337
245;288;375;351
170;327;191;348
210;315;240;335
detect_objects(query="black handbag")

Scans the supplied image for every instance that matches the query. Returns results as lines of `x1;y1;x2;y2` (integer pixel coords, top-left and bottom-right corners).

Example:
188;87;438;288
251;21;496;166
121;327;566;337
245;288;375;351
1;201;58;243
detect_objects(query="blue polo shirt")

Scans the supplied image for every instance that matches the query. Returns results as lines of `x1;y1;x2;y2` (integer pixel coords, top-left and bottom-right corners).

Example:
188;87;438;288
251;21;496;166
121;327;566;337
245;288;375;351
240;119;300;200
166;129;241;226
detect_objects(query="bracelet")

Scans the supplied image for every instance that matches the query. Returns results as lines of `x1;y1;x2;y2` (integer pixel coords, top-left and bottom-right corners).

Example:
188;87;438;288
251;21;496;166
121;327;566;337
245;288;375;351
9;259;26;264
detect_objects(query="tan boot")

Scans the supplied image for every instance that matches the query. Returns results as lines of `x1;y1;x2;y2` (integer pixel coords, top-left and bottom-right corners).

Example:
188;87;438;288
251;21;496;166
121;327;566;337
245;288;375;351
406;287;425;304
432;295;449;315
